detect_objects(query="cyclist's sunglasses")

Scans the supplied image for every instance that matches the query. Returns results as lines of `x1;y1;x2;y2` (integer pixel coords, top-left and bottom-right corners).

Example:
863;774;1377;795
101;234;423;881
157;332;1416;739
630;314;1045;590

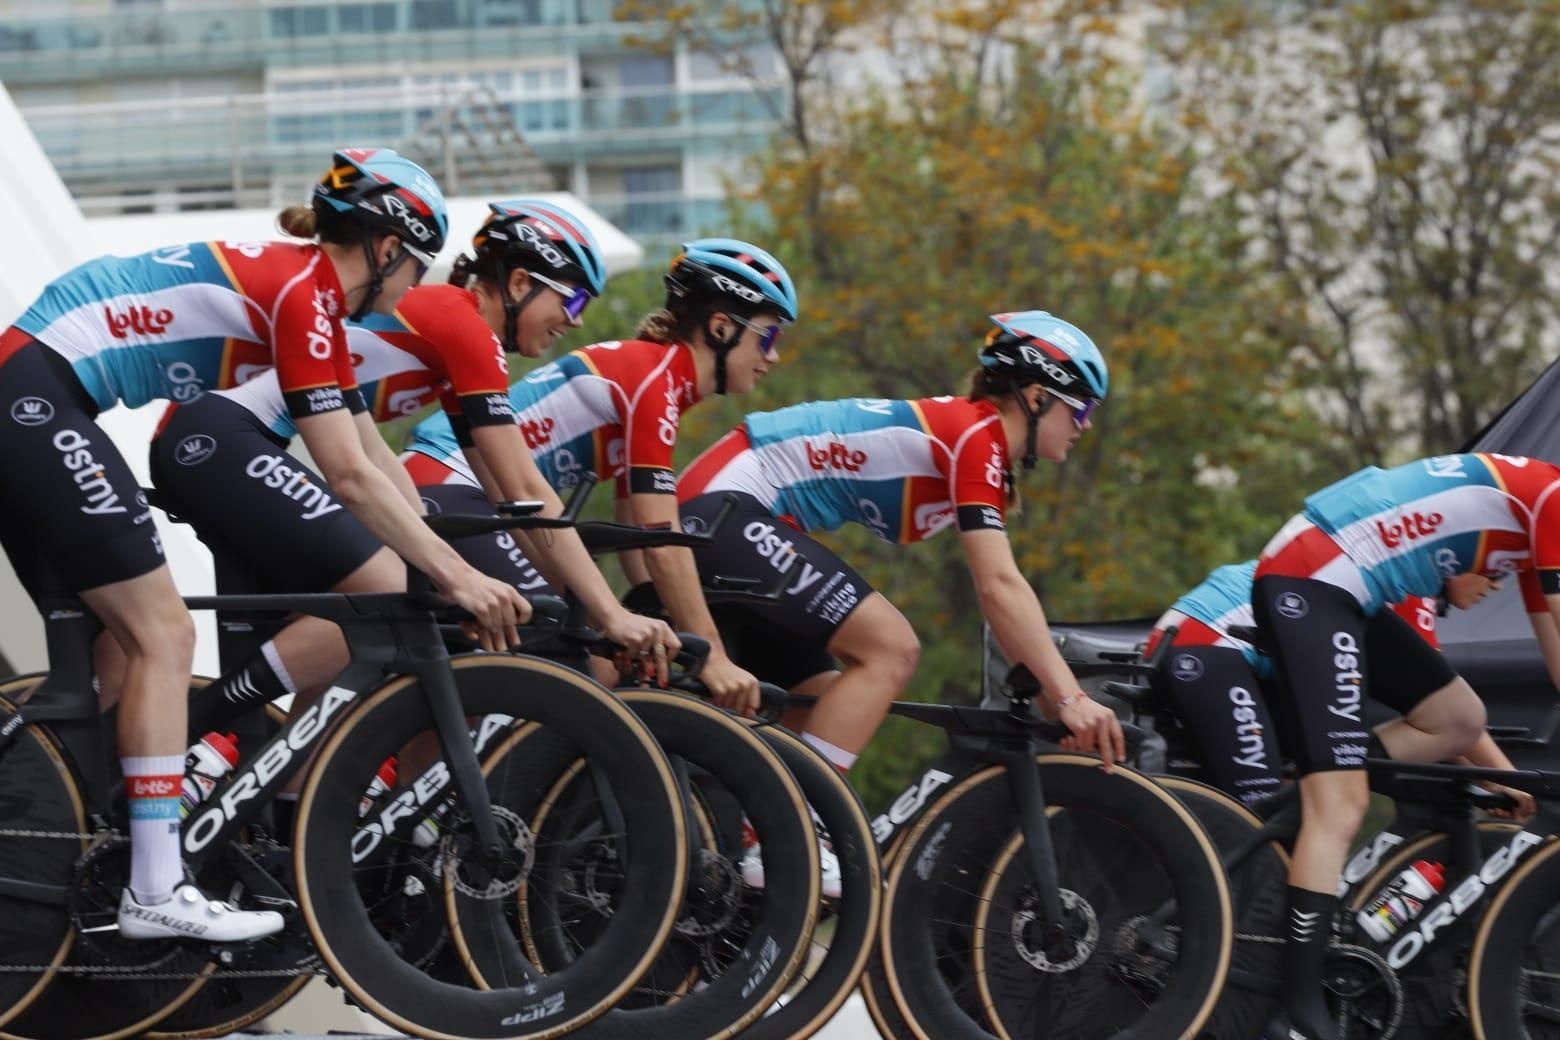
393;242;436;282
731;315;784;358
1043;386;1101;429
529;270;593;321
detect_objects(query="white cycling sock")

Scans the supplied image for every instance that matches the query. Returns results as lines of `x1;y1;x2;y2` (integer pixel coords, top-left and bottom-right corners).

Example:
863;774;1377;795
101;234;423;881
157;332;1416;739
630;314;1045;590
801;731;857;773
123;754;186;905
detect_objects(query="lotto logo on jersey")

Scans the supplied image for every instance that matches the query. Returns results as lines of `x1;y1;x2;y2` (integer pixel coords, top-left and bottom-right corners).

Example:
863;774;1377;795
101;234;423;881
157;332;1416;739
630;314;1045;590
521;417;556;449
805;440;867;473
104;305;173;339
1377;511;1444;549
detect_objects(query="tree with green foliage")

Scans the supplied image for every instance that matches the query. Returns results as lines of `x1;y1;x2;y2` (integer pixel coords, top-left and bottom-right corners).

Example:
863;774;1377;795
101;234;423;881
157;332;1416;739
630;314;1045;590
1168;0;1560;463
650;2;1338;807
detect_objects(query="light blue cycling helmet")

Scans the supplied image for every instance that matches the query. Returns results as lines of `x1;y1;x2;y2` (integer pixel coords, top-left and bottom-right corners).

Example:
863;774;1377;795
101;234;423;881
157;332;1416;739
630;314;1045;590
461;199;607;351
473;199;607;296
980;310;1108;400
664;238;797;393
979;310;1107;468
312;147;449;319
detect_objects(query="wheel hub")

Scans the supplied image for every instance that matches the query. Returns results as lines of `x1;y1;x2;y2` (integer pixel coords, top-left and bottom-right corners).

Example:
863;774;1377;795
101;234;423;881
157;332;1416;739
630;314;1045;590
450;805;534;900
1010;886;1098;972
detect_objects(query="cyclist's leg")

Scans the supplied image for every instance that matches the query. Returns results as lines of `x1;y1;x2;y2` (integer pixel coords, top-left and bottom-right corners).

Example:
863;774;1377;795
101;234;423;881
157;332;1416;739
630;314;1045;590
1365;605;1485;761
1253;572;1374;1040
153;396;386;726
418;481;555;597
804;594;918;766
1158;637;1285;807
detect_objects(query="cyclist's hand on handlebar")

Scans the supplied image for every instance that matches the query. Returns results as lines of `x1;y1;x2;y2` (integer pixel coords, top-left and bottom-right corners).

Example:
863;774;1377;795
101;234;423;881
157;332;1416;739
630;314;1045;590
602;609;681;687
1483;782;1537;822
1055;694;1126;773
699;652;761;717
445;570;529;652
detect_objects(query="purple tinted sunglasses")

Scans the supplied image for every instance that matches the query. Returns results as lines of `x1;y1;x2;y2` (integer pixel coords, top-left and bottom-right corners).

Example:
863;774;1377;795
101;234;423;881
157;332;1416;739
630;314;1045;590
1044;386;1101;429
530;270;593;320
732;315;785;357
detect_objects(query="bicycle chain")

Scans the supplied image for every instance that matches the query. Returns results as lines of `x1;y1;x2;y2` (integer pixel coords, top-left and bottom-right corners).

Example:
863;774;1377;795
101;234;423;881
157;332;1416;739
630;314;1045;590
0;828;316;981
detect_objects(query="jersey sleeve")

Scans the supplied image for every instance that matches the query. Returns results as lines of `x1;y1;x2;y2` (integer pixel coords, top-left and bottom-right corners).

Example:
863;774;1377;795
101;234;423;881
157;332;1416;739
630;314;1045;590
950;420;1009;533
622;365;682;496
1532;483;1560;602
274;282;363;420
400;287;514;430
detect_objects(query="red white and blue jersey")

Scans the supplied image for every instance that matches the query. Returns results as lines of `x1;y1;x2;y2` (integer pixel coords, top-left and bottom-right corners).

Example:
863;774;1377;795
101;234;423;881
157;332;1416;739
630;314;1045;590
677;396;1010;544
208;284;513;440
2;241;354;412
402;339;699;497
1151;560;1440;675
1259;453;1560;613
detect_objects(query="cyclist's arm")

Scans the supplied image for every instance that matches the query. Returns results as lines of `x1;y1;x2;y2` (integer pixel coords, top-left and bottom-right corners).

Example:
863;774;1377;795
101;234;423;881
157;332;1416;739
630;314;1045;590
355;411;423;513
616;496;651;587
631;492;726;647
297;408;473;587
1529;606;1560;689
466;421;653;630
464;435;565;593
961;527;1125;765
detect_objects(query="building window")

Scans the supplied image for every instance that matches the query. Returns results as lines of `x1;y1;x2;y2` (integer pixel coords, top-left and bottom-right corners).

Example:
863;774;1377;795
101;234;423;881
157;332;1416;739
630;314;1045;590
340;4;398;33
617;56;673;89
411;1;465;30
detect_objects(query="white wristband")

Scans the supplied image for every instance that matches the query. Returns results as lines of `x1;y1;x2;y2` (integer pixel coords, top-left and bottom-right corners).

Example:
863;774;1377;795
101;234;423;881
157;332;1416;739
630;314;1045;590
1056;691;1087;710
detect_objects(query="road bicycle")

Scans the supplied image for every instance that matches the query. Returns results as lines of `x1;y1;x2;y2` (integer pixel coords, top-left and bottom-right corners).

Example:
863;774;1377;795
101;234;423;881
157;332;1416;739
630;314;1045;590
1071;621;1560;1039
0;504;690;1040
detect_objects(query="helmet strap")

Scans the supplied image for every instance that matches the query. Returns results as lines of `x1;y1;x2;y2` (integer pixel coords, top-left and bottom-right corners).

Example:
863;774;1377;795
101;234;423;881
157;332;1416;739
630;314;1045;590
350;238;385;322
495;259;547;353
707;313;743;396
1015;385;1053;471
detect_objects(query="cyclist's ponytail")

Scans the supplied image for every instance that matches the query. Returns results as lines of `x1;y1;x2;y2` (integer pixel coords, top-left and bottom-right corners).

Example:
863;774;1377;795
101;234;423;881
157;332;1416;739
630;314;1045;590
277;205;318;239
448;253;477;288
635;307;681;344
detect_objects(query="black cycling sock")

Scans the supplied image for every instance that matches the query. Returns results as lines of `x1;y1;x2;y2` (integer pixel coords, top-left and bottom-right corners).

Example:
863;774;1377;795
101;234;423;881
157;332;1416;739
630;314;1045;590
1283;885;1339;1039
210;647;291;710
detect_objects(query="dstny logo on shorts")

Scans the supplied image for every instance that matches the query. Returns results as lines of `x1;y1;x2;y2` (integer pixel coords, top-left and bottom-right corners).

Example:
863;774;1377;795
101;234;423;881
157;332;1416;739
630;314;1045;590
245;455;342;520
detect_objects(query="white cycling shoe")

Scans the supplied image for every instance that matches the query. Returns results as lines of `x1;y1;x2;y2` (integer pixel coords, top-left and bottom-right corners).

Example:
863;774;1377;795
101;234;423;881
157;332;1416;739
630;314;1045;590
740;839;843;900
118;883;285;942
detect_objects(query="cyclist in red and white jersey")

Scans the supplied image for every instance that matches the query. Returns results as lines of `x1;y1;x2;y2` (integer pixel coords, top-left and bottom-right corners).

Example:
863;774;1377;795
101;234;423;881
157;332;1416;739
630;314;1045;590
672;311;1126;777
402;238;797;704
1146;561;1526;811
1249;452;1560;1039
151;201;672;752
0;148;525;941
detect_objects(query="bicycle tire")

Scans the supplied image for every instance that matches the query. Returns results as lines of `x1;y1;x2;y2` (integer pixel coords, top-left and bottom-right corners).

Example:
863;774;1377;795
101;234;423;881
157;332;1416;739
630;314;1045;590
1468;833;1560;1039
0;679;86;1031
859;833;914;1040
0;676;213;1040
481;690;818;1039
294;655;688;1040
740;723;882;1040
1347;822;1528;1039
887;755;1231;1040
1156;776;1290;1040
